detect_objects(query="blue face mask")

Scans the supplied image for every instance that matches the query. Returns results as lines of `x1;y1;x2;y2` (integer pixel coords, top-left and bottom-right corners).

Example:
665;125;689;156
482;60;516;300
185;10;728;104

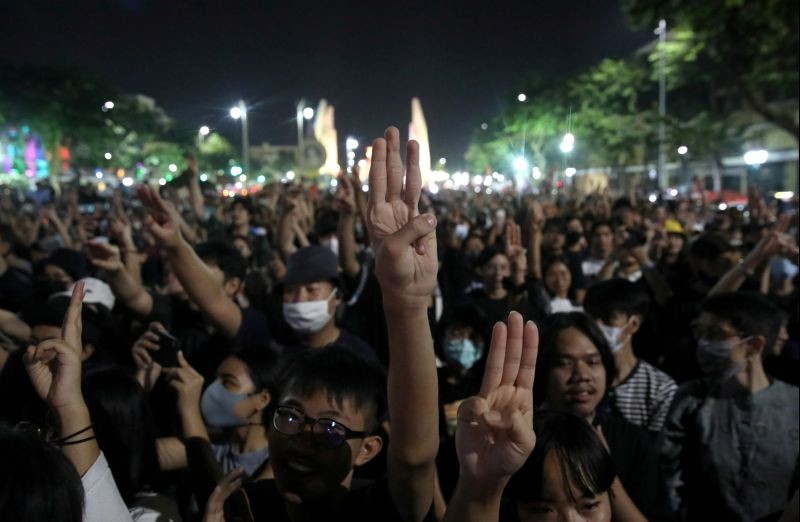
444;338;483;369
200;379;249;428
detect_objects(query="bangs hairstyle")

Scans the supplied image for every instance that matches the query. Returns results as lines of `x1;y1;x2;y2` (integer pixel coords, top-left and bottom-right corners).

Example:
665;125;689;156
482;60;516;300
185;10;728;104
277;346;387;432
506;411;616;503
534;312;615;407
195;241;247;282
700;291;784;354
583;278;650;323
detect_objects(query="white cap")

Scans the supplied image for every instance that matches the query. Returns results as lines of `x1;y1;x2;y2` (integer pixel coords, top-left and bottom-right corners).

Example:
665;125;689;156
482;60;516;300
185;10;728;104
52;277;116;311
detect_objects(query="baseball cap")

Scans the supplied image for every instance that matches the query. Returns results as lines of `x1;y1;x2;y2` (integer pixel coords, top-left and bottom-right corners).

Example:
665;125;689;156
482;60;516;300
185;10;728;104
282;246;342;287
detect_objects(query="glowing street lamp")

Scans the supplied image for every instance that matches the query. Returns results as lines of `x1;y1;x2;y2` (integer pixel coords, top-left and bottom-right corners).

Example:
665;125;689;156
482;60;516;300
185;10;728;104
302;107;315;120
103;101;114;111
513;156;529;172
517;93;527;102
560;132;575;154
743;149;768;166
199;125;210;136
677;145;688;155
229;106;242;120
230;100;249;176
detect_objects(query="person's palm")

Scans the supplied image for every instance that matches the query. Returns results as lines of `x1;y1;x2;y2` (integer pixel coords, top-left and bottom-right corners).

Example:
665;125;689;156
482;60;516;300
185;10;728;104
455;313;539;488
367;127;438;303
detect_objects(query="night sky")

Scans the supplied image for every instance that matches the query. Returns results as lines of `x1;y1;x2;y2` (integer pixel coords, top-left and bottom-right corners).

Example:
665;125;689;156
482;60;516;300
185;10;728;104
1;0;651;167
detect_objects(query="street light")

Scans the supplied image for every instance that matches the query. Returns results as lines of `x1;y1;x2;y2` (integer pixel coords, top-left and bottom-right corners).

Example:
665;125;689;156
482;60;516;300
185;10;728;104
677;145;688;155
102;101;114;111
230;100;250;177
438;157;447;166
199;125;210;136
302;107;315;120
517;93;527;102
560;132;575;154
743;149;768;166
513;156;529;172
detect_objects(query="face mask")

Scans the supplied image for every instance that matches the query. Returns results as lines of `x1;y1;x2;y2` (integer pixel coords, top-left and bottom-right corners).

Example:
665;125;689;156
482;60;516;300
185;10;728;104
444;338;483;369
455;223;470;240
283;289;337;335
321;237;339;257
696;337;751;379
598;320;631;354
200;379;249;428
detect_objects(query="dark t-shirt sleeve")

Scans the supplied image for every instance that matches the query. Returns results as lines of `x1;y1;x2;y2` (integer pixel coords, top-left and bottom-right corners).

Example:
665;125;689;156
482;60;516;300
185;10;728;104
233;307;271;350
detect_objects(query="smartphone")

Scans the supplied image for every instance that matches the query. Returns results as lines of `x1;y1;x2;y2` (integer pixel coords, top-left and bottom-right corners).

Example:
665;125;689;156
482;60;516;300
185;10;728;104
152;330;180;368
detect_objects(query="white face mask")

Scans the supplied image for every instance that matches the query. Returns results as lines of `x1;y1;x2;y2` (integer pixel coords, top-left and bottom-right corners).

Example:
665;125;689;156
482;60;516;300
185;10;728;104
321;237;339;256
598;320;632;353
696;336;751;379
283;289;338;335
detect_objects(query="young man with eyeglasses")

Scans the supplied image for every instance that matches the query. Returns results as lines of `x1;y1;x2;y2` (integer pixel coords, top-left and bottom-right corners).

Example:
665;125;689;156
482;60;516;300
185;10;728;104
207;127;440;522
660;291;799;521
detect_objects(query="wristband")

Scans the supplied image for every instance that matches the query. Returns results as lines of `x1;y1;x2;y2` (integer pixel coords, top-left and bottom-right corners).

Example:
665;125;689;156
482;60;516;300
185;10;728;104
56;424;94;445
59;435;96;446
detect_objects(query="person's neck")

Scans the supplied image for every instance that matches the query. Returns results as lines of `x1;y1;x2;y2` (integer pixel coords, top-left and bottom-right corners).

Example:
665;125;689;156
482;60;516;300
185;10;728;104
239;423;269;454
302;321;340;348
733;361;771;394
233;223;249;235
612;344;638;386
553;289;569;299
593;249;610;261
487;287;508;300
285;474;352;521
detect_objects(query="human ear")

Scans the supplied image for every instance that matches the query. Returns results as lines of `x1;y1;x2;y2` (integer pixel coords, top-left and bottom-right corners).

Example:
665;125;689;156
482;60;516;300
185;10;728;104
628;315;643;336
253;390;271;412
224;277;242;297
746;336;766;359
353;435;383;467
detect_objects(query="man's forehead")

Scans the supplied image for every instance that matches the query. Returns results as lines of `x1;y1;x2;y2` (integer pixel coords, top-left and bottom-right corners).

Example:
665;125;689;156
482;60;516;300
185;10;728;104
280;390;363;422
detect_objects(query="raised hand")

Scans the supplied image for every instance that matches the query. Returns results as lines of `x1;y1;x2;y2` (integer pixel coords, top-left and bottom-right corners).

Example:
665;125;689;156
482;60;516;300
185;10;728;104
162;351;204;413
24;281;86;411
132;322;165;389
86;240;124;272
367;127;438;306
335;173;357;216
203;468;252;522
455;312;538;489
504;222;526;267
138;185;182;249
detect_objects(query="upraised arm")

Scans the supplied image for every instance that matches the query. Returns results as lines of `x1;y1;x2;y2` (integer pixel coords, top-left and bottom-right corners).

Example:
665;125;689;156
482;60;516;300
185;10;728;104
138;186;243;338
367;127;439;522
445;312;539;522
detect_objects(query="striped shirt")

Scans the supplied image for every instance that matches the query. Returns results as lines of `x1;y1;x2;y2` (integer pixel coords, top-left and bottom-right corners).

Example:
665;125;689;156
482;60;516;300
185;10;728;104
608;360;677;432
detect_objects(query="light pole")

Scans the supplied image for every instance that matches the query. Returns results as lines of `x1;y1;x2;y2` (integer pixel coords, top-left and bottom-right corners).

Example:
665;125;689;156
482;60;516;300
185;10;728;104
296;99;307;167
656;19;667;190
230;100;249;177
198;125;210;148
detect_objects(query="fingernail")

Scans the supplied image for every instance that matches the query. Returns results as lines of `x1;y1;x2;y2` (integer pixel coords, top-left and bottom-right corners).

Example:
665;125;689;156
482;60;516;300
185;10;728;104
424;214;436;226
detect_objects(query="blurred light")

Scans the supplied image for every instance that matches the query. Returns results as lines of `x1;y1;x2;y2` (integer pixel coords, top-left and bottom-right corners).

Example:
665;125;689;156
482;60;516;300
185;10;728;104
429;183;439;194
744;149;768;166
122;177;134;187
97;182;107;192
257;175;266;183
116;169;125;179
165;174;173;182
302;107;315;120
473;175;483;185
347;151;356;160
168;163;178;172
346;137;359;150
358;159;367;169
517;93;527;102
648;168;657;179
103;101;114;110
104;152;112;160
286;170;295;180
677;145;688;155
200;173;209;182
474;186;481;193
199;125;210;136
438;157;447;165
158;178;167;186
718;203;728;211
648;194;658;203
95;171;103;179
486;188;493;194
480;122;489;131
239;174;247;182
513;156;528;172
223;190;230;197
231;165;243;176
668;188;678;197
483;176;492;187
230;106;242;119
565;167;576;177
560;132;575;154
331;178;338;188
532;166;542;180
774;191;794;200
362;184;369;192
235;182;243;189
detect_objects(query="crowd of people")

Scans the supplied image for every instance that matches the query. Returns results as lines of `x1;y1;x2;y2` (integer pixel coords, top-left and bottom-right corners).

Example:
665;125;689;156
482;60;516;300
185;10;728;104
0;126;797;521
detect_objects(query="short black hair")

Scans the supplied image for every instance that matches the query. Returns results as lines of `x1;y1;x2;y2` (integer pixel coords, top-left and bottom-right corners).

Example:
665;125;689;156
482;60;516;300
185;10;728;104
506;411;616;503
590;221;612;236
700;292;784;353
0;423;84;522
543;217;566;234
476;245;508;268
195;241;247;282
689;234;737;261
231;196;254;215
277;346;387;432
235;346;281;399
534;312;616;406
583;278;650;323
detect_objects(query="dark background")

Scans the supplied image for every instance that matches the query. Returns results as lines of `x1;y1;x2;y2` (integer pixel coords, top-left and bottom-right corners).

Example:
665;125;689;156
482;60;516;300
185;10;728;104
0;0;651;165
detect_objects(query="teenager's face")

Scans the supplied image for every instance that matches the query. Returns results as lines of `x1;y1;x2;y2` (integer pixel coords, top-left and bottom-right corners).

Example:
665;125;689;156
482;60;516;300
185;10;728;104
591;226;613;255
545;327;606;419
231;203;250;227
482;254;511;291
517;451;611;522
268;389;381;505
667;234;685;255
545;262;571;296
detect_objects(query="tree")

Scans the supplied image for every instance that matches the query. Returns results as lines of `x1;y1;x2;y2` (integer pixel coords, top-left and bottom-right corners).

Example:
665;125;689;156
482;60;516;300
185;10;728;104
622;0;799;140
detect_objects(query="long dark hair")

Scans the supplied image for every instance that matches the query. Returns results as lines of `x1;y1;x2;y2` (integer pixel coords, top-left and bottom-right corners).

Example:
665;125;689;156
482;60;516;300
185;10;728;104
82;368;162;505
0;423;84;522
506;410;616;503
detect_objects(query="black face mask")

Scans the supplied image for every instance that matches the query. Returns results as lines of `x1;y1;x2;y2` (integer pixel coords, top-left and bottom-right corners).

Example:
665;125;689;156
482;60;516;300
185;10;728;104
268;425;354;505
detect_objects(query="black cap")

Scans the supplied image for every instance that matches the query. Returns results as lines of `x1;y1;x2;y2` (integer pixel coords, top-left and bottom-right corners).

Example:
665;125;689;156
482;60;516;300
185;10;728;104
282;246;341;286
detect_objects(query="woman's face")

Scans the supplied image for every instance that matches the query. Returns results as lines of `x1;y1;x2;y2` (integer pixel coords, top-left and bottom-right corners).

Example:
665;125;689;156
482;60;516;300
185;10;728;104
545;262;572;296
482;254;511;291
517;451;612;522
216;355;260;421
545;327;606;419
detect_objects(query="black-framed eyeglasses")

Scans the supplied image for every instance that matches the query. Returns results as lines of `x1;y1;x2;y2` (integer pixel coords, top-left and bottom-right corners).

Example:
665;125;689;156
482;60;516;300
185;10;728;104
272;406;367;449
